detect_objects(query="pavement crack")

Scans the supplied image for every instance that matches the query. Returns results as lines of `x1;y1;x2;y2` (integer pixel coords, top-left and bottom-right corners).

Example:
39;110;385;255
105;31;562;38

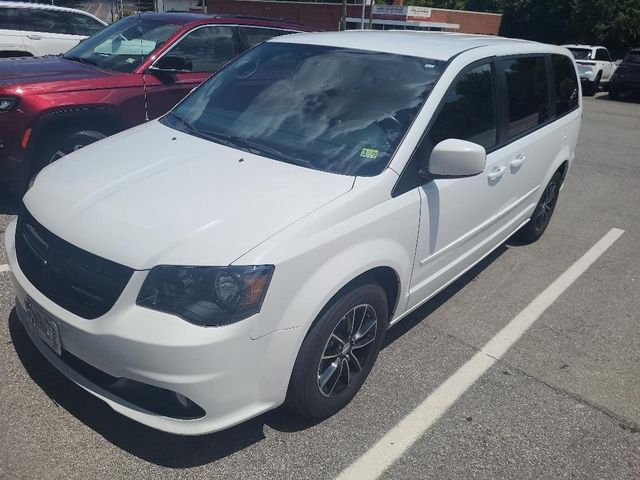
428;325;640;435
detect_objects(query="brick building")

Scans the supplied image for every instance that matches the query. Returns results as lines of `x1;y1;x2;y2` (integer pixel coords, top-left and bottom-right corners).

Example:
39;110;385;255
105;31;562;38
206;0;502;35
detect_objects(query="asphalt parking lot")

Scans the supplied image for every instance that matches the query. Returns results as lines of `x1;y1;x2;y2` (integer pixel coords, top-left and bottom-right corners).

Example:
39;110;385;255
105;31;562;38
1;92;639;479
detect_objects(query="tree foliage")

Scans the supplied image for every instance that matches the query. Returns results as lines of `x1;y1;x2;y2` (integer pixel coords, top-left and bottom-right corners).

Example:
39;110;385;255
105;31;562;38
403;0;640;57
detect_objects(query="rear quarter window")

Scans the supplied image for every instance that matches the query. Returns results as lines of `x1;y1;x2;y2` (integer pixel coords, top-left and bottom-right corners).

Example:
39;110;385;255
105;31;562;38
551;54;579;117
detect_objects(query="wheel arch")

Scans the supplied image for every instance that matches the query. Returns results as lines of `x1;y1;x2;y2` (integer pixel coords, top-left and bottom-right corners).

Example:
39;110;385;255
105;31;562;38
25;107;127;176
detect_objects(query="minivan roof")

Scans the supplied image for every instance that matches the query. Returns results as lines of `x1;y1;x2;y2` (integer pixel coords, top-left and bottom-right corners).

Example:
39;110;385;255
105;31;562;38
272;31;560;62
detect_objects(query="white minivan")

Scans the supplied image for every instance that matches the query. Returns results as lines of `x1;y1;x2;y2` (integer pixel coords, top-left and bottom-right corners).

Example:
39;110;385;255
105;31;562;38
6;32;581;435
0;1;106;58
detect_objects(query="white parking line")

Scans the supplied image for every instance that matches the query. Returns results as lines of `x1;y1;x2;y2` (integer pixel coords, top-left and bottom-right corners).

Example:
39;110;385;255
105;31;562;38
336;228;625;480
0;264;10;273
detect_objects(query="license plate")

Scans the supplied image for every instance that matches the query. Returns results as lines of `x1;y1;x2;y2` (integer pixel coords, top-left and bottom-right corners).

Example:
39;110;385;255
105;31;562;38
24;297;62;356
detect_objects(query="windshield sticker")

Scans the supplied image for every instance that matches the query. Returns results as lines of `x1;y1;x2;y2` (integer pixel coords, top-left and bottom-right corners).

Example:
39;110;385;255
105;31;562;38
360;148;379;160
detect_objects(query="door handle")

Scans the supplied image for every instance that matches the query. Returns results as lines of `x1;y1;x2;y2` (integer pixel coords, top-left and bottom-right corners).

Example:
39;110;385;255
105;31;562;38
487;166;507;181
510;154;526;169
26;35;42;40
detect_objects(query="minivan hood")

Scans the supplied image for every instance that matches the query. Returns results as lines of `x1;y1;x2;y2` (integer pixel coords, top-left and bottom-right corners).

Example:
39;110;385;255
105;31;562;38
24;121;355;269
0;56;113;89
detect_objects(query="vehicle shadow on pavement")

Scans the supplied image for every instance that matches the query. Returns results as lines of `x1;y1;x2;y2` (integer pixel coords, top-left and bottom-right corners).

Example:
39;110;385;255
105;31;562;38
595;92;640;104
383;244;508;347
8;242;512;468
0;192;20;215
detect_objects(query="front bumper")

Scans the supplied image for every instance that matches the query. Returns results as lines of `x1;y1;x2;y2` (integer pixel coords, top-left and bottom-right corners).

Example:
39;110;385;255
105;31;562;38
5;219;303;435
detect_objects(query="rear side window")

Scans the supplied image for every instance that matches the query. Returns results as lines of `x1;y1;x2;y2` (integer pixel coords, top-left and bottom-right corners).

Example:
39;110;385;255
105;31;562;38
239;27;292;49
551;54;579;117
429;62;497;150
0;8;22;30
595;49;611;61
65;12;104;37
168;26;239;73
29;9;73;35
503;56;550;139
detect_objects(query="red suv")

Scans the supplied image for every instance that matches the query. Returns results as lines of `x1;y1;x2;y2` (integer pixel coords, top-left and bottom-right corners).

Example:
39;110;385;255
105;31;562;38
0;13;311;192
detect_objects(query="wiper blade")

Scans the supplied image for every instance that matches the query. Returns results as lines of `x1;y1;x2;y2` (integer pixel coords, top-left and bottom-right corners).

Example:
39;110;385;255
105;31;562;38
64;56;99;67
211;134;312;168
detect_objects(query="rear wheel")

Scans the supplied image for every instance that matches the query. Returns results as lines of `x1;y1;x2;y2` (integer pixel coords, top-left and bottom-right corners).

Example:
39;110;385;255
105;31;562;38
584;73;601;96
515;171;562;244
286;283;388;419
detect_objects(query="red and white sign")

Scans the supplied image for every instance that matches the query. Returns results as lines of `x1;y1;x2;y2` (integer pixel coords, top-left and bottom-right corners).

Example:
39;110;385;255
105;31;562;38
371;6;432;22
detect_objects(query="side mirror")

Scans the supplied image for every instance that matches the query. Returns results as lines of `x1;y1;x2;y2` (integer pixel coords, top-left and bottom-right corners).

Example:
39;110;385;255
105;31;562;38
150;55;193;73
425;139;486;178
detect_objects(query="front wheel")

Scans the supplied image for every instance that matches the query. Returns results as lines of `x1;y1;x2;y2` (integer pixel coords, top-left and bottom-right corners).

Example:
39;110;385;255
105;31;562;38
584;73;601;96
286;283;388;419
515;171;562;244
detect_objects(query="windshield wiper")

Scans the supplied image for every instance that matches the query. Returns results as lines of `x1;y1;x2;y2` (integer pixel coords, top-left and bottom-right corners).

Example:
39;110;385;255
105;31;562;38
205;132;313;168
64;56;99;67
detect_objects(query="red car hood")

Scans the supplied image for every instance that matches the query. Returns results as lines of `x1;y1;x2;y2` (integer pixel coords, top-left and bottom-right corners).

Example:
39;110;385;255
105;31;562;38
0;56;116;91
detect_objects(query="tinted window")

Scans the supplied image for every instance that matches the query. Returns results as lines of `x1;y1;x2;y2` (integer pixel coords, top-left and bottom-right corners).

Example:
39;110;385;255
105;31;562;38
551;54;579;117
30;9;73;35
66;12;104;36
163;43;445;176
503;56;550;139
239;27;291;49
595;49;611;61
0;8;22;30
623;50;640;64
429;63;497;150
167;26;238;73
568;48;592;60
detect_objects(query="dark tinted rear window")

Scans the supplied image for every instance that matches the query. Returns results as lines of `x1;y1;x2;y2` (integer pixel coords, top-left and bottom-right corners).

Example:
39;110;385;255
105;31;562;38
552;54;579;117
503;56;550;139
0;7;22;30
66;12;104;36
30;9;73;35
623;51;640;64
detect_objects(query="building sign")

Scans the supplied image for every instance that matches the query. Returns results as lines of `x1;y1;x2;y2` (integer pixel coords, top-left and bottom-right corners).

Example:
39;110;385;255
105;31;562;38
371;5;432;22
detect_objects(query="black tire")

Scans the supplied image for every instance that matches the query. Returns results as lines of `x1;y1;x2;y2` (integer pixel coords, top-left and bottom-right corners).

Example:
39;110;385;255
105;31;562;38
31;129;106;182
584;73;601;96
515;171;562;244
609;87;620;100
286;282;388;419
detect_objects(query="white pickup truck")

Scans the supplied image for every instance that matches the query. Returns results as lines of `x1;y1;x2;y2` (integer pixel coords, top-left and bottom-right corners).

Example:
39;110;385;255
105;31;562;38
563;44;617;96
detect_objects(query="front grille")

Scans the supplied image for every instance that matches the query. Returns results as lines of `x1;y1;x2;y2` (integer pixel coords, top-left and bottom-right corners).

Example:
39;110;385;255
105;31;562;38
15;210;134;319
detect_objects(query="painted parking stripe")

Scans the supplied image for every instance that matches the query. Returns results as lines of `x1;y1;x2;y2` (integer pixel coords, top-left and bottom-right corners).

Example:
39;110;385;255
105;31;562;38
0;264;10;273
336;228;625;480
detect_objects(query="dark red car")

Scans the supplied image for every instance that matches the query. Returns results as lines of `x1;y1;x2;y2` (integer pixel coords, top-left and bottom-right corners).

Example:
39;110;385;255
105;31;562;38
0;13;311;192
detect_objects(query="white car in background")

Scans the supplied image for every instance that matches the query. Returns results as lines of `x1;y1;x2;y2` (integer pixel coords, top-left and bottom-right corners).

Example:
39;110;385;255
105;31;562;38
7;32;581;435
0;1;106;58
563;44;617;95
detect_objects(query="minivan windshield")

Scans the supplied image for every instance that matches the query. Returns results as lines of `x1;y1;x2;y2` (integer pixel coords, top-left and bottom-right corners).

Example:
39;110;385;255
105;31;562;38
63;16;180;73
161;42;445;176
568;48;592;60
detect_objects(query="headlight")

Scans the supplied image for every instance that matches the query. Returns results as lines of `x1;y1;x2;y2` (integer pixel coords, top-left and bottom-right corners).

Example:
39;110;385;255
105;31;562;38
0;96;18;112
136;265;274;326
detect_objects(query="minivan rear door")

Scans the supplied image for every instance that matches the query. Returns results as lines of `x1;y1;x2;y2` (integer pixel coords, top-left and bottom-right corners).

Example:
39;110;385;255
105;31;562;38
24;8;84;56
0;7;27;56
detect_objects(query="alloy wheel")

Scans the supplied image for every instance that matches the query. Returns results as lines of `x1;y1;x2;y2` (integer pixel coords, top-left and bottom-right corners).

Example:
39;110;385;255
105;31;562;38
317;304;378;398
